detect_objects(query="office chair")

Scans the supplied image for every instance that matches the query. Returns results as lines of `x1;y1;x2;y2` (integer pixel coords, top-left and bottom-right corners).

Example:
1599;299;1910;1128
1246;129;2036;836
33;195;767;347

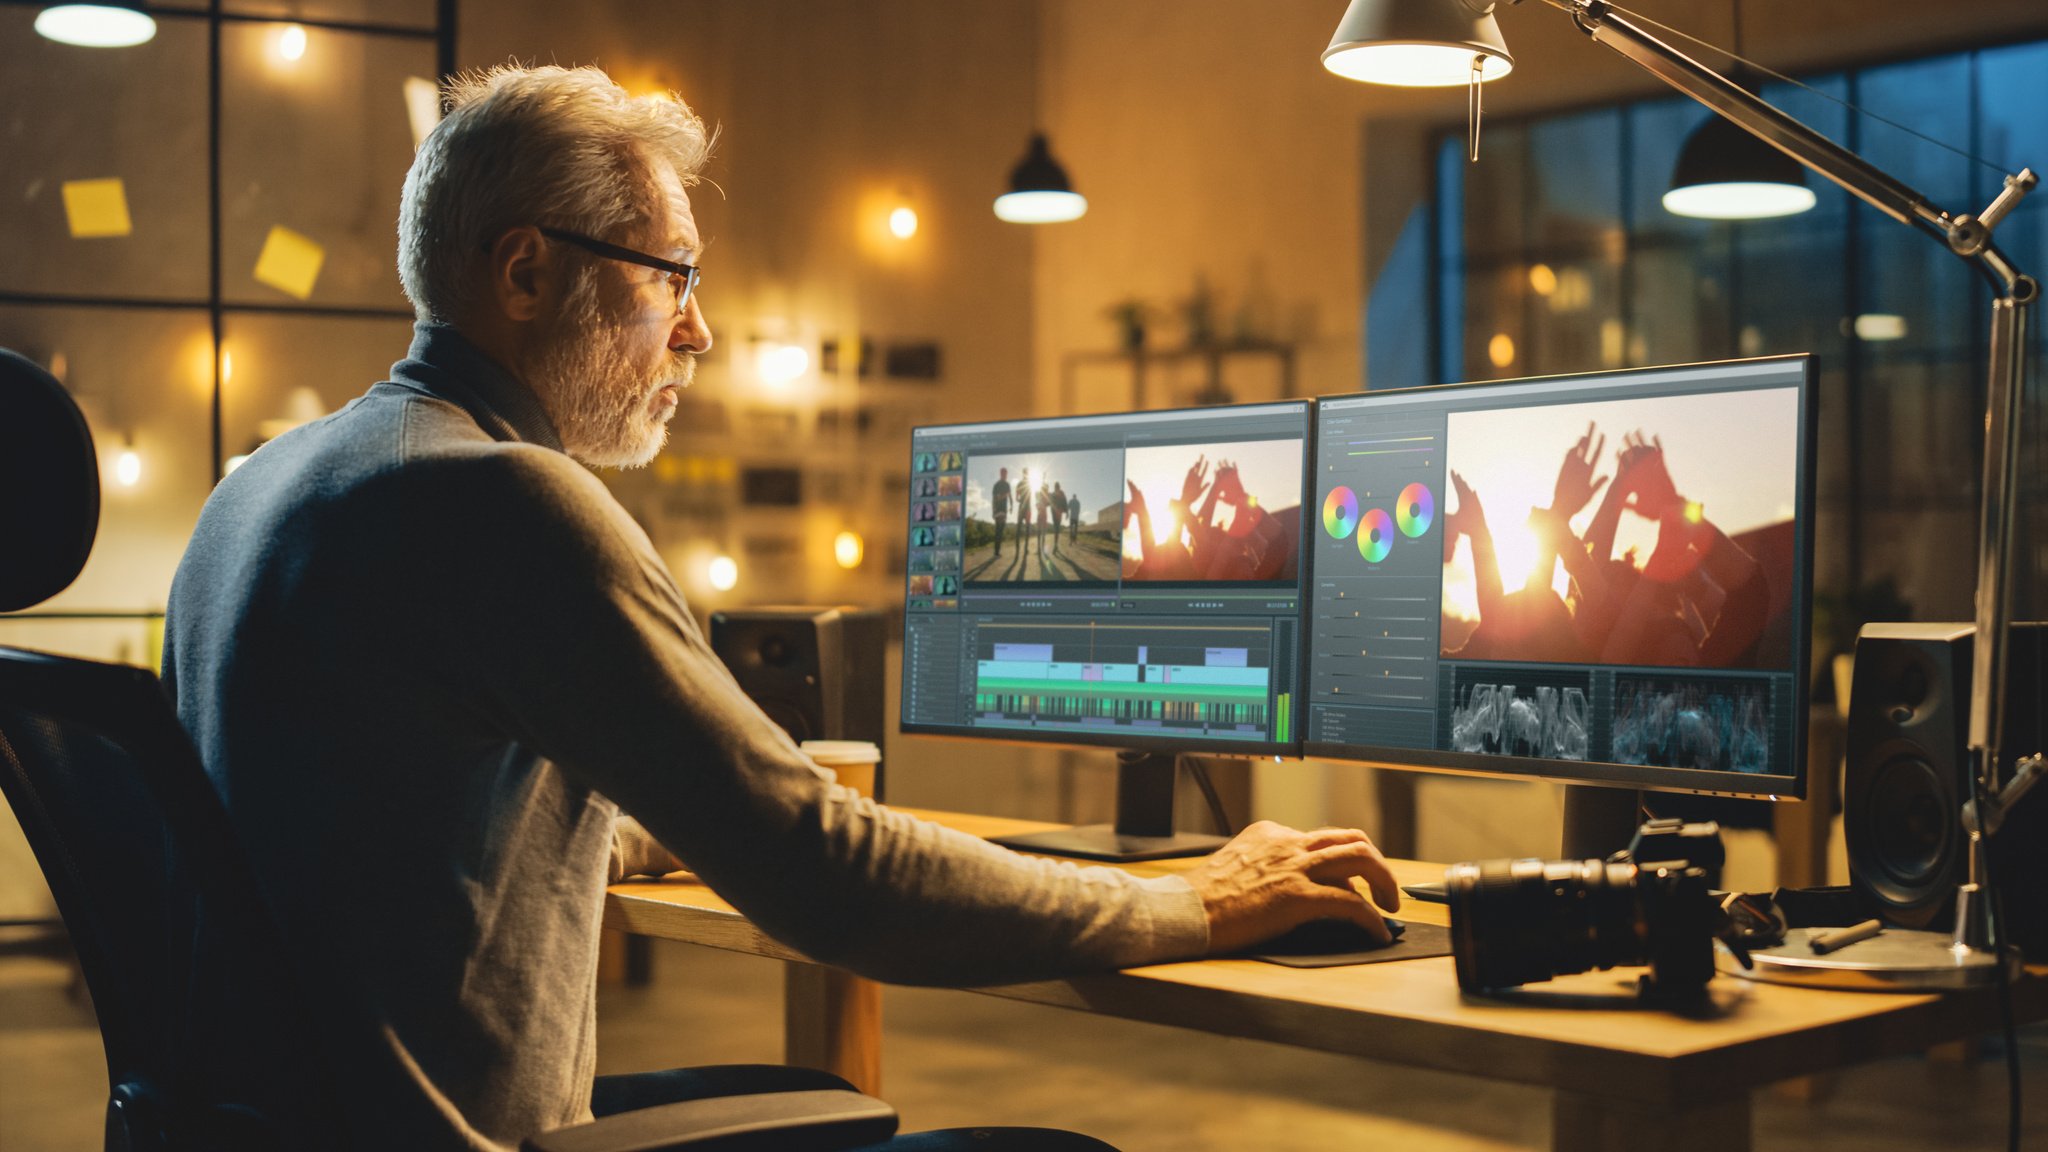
0;348;906;1151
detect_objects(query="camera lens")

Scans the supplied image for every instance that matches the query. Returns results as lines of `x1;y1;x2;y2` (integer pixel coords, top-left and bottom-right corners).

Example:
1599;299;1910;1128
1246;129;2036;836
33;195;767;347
1445;857;1643;991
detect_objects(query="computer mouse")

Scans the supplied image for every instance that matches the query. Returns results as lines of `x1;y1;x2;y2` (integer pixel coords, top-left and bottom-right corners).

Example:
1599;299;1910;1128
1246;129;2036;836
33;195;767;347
1258;915;1407;955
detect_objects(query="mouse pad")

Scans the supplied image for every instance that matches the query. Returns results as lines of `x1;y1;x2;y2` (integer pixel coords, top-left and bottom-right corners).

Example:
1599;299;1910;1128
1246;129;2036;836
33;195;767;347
1250;921;1454;968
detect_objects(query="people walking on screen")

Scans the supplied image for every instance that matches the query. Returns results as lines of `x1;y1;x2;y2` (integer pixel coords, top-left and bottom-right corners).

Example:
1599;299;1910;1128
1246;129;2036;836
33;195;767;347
960;451;1123;583
1034;481;1051;556
1015;469;1033;555
1049;482;1067;551
991;467;1011;557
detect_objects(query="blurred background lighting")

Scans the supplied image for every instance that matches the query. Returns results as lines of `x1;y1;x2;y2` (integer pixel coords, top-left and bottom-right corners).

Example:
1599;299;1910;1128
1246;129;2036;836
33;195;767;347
834;530;865;569
707;554;739;592
754;341;810;386
277;24;307;61
889;206;919;239
114;448;141;487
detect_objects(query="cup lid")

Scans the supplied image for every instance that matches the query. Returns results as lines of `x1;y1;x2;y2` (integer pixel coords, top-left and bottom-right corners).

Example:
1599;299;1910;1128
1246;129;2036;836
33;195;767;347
799;739;881;766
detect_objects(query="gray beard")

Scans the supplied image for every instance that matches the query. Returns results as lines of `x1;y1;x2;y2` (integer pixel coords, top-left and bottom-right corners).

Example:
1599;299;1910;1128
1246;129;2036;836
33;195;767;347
528;284;694;469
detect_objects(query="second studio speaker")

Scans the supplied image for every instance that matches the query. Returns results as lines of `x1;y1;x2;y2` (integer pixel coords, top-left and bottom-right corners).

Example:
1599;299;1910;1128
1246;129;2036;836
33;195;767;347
1846;621;2048;957
710;606;888;781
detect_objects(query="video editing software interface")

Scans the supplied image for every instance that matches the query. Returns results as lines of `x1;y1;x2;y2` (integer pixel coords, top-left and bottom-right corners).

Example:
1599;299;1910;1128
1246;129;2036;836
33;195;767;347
901;403;1312;753
1305;358;1812;796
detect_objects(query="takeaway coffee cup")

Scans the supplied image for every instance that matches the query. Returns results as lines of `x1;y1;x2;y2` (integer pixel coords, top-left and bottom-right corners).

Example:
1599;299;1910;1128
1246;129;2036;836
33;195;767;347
800;739;880;799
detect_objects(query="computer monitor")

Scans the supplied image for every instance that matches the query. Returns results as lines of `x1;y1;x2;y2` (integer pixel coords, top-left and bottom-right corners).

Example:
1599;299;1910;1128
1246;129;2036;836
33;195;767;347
1304;357;1815;857
900;400;1314;860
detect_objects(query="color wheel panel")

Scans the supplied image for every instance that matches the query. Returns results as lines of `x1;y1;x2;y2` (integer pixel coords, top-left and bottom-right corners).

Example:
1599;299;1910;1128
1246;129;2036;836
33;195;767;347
1358;507;1394;563
1322;486;1358;539
1397;482;1434;538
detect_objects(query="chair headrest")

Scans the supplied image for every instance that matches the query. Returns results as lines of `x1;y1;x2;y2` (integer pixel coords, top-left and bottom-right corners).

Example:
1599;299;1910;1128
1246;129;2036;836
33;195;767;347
0;349;99;612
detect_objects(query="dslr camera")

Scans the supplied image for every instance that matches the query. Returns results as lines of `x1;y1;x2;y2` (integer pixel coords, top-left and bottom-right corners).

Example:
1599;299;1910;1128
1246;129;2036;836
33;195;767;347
1446;817;1742;999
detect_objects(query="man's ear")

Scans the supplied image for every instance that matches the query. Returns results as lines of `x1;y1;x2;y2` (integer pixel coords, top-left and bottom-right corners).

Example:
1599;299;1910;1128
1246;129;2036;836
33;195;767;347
485;226;551;323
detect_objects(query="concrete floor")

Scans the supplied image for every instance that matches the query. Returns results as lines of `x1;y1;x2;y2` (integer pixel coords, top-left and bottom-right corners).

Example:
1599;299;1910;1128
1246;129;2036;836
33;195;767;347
4;943;2047;1151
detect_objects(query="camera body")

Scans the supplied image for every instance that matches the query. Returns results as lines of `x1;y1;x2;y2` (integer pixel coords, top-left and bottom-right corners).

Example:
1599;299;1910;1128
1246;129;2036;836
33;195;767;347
1446;818;1727;998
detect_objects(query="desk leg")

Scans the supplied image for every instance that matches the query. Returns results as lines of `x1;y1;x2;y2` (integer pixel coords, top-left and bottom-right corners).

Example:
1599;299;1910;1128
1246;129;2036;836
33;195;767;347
784;963;882;1098
1553;1091;1750;1152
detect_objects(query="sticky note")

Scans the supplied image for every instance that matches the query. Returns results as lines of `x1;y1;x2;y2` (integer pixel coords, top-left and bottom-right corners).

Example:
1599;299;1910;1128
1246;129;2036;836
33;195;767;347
61;178;133;238
253;225;325;300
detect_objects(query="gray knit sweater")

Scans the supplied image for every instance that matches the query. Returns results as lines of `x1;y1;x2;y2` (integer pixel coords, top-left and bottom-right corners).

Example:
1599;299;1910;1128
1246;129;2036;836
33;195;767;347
161;323;1207;1151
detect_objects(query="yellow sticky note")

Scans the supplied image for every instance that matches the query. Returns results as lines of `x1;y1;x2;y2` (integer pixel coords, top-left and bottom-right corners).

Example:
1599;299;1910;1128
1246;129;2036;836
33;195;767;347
61;178;133;238
253;225;326;300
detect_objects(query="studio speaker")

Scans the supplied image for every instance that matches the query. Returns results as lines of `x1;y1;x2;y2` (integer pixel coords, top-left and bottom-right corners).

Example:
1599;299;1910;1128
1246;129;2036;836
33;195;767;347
710;605;888;772
1846;621;2048;957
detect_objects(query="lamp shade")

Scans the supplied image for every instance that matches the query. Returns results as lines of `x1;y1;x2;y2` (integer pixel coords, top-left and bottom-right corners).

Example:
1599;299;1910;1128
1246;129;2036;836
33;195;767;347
1663;112;1816;219
994;133;1086;224
1322;0;1513;87
34;3;156;47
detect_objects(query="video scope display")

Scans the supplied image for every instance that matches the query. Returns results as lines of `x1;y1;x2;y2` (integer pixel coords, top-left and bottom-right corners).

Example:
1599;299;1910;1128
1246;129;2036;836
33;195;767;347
902;402;1311;754
1303;358;1813;798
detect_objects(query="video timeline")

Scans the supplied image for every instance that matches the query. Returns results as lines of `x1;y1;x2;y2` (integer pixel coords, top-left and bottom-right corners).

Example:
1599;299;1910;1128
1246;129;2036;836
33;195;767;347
970;620;1293;743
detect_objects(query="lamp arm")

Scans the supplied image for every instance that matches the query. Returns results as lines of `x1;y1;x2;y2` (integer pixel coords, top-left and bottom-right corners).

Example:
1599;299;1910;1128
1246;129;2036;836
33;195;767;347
1526;0;2042;811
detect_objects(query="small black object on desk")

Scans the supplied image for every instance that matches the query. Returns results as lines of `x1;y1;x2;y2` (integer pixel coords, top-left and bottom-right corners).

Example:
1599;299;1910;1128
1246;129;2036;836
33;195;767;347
1249;916;1456;969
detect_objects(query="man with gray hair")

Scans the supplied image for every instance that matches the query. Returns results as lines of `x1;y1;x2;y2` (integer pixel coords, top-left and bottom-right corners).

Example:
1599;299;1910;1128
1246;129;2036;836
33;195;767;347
163;64;1398;1152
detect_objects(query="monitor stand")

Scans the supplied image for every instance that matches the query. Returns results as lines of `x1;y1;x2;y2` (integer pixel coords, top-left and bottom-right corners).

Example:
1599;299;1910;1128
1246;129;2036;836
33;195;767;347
1560;784;1643;860
989;750;1231;862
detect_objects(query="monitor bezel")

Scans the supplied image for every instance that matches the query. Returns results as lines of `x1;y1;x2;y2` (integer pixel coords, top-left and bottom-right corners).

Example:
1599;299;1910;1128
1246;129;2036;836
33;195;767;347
1302;355;1817;801
897;397;1318;758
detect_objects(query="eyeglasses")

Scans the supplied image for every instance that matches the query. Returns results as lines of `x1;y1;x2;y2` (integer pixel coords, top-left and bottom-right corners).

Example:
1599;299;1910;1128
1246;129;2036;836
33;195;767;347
538;226;701;312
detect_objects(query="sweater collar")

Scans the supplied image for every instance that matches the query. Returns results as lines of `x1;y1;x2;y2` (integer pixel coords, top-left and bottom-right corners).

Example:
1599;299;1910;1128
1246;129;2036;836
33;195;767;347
389;322;566;453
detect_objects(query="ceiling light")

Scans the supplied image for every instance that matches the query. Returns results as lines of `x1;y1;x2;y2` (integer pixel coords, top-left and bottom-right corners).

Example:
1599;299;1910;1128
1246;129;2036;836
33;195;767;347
34;4;156;47
994;134;1086;224
278;24;307;62
1664;112;1815;219
889;206;918;239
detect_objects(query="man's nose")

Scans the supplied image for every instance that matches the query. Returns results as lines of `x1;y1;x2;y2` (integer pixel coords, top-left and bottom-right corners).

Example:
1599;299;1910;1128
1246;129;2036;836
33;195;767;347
671;294;712;355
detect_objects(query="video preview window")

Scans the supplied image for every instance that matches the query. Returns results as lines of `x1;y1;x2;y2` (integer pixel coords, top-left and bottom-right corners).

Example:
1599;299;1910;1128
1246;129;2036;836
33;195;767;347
946;437;1305;589
1440;388;1800;672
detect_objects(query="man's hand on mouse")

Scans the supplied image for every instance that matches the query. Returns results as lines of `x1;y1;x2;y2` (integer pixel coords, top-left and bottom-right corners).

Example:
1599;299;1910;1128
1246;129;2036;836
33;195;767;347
1183;821;1401;955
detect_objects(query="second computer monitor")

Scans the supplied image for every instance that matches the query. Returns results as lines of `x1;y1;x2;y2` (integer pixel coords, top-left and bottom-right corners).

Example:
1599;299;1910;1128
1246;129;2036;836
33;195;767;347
1305;357;1814;799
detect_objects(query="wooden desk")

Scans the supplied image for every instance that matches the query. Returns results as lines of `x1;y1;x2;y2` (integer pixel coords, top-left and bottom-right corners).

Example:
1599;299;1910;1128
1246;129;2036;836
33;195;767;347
605;809;2046;1152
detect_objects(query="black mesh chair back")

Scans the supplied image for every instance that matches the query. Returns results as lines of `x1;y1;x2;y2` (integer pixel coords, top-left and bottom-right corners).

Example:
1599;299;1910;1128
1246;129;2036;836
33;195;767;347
0;349;329;1151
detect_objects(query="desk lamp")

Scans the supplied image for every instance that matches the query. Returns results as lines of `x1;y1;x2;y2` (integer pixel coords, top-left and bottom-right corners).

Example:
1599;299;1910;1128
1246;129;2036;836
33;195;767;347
1323;0;2040;988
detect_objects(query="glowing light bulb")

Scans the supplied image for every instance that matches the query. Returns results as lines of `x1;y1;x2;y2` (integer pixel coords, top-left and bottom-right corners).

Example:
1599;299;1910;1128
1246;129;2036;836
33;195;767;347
1528;264;1558;296
888;206;918;239
34;5;156;47
114;449;141;487
834;531;864;569
1321;44;1512;87
1662;182;1816;220
993;190;1086;224
707;555;738;591
277;24;306;62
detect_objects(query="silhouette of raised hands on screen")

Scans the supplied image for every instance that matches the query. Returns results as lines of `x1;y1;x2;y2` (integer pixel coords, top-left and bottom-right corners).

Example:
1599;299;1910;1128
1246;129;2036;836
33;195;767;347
1550;421;1610;519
